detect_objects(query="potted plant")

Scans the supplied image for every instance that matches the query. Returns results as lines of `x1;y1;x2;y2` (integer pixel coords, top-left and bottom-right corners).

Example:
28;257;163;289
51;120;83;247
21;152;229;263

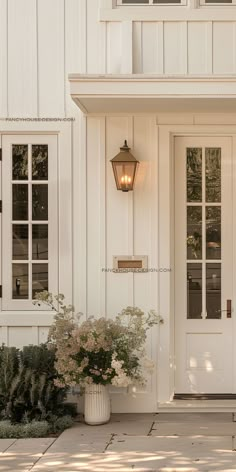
35;292;163;425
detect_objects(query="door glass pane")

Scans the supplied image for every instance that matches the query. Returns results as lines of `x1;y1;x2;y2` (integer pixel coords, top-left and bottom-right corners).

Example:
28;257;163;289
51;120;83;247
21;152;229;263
32;264;48;298
187;148;202;202
32;185;48;220
32;145;48;180
13;224;28;260
206;148;221;203
12;145;28;180
206;263;221;319
13;184;28;220
205;0;232;3
187;263;202;319
187;207;202;259
154;0;181;2
12;263;28;299
206;207;221;260
121;0;149;3
32;225;48;260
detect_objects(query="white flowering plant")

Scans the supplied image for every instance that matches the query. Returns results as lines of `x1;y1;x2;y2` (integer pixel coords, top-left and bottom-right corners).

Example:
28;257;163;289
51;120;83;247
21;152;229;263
35;292;163;389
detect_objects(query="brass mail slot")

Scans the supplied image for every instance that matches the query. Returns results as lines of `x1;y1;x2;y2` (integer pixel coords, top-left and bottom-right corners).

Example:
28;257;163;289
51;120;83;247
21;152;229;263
118;260;142;269
113;255;148;271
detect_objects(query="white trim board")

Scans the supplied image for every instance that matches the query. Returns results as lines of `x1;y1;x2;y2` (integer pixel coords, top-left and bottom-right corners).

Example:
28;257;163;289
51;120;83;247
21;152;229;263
157;125;236;405
0;120;73;323
158;400;236;412
100;6;236;21
69;75;236;114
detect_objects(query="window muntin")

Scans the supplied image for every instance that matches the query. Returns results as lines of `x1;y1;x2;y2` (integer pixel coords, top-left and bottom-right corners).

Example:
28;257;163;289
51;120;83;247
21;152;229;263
11;144;49;301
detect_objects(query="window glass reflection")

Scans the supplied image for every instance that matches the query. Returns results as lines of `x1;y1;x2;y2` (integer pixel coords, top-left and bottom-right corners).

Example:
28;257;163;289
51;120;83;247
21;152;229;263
187;263;202;319
206;263;221;319
12;263;28;299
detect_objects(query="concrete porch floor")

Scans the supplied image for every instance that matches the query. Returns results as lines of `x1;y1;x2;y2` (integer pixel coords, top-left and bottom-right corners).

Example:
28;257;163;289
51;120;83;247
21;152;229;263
1;413;236;472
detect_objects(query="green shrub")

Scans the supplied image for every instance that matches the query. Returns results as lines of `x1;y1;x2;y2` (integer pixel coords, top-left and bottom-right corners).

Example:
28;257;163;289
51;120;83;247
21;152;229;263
0;344;75;423
0;346;20;416
52;415;74;433
0;416;74;438
0;421;21;438
20;421;49;438
0;420;49;438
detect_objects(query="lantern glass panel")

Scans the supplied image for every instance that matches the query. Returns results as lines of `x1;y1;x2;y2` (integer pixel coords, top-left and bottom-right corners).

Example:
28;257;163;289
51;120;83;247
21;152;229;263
112;162;137;191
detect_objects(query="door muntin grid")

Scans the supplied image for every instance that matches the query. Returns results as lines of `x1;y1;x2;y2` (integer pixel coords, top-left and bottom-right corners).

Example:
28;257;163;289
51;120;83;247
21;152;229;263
186;147;221;319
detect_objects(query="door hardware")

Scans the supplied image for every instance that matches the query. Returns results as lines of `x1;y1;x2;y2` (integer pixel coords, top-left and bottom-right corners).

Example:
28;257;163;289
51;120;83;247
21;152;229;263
217;300;232;318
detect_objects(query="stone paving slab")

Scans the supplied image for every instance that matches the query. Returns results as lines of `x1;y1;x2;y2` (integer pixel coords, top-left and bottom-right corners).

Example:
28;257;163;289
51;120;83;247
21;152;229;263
106;435;236;471
31;432;236;472
156;413;234;423
73;416;154;435
0;440;16;454
151;422;236;436
0;438;55;472
110;413;157;422
31;440;236;472
44;426;111;453
2;414;236;472
107;434;234;453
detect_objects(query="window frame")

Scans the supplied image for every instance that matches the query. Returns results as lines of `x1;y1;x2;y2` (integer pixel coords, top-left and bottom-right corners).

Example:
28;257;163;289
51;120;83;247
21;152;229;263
2;134;58;311
116;0;187;5
200;0;236;5
99;0;236;20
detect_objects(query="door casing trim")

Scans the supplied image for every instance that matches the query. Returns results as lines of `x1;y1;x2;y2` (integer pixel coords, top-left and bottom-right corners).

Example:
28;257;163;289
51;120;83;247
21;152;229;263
157;125;236;406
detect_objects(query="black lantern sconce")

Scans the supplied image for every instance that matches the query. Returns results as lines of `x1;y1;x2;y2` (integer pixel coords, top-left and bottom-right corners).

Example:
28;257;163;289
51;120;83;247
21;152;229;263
110;140;139;192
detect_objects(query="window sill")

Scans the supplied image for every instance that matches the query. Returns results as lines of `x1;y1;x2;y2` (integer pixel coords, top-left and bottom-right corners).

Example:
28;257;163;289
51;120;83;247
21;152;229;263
99;6;236;21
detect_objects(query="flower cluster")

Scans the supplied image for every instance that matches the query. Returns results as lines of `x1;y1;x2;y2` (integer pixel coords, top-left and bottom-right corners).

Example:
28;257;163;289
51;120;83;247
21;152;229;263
35;291;163;389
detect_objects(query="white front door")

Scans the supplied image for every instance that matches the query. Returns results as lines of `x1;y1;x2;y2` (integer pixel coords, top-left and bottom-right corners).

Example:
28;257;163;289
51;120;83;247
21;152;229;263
174;136;234;394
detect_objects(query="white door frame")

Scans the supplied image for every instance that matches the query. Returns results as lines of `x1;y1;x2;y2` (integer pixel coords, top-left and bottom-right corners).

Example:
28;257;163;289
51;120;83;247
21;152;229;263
157;123;236;406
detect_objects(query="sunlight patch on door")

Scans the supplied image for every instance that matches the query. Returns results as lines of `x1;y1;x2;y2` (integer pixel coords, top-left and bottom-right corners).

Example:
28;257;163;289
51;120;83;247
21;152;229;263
186;333;223;370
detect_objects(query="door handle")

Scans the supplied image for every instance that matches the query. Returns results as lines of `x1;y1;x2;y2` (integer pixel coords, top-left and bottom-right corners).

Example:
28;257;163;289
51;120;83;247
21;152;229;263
227;299;232;318
216;300;232;318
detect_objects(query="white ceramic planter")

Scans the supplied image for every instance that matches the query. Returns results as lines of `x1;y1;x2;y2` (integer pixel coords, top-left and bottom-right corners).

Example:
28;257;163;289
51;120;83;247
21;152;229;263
84;384;111;425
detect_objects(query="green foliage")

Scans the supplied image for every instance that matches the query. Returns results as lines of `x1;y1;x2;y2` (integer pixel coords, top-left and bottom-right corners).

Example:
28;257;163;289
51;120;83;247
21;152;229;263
51;415;74;433
21;420;49;437
0;344;73;423
0;421;21;438
0;420;49;438
0;415;73;439
0;346;19;415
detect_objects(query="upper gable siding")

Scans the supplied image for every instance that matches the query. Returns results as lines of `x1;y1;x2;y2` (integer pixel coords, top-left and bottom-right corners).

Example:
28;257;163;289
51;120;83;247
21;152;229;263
0;1;236;115
8;0;38;117
0;0;7;117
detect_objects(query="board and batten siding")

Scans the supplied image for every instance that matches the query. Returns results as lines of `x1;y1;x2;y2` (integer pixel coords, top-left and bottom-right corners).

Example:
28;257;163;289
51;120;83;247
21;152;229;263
1;0;236;118
0;0;236;410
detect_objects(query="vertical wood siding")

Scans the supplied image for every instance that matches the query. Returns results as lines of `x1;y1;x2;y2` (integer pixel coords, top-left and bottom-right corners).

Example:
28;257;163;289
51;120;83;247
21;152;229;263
0;0;8;117
1;0;236;408
37;0;65;117
1;1;236;119
8;0;37;117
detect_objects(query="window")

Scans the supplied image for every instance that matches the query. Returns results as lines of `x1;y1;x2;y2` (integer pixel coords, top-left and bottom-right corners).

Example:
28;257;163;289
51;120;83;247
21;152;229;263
117;0;236;4
2;135;58;310
200;0;236;4
116;0;184;5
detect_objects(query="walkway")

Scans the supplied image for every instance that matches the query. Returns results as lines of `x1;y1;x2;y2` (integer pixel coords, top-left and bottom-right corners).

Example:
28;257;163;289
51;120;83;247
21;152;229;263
0;413;236;471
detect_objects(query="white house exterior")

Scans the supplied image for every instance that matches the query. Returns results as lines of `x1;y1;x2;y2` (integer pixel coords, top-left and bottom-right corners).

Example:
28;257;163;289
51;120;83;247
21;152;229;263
1;0;236;412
